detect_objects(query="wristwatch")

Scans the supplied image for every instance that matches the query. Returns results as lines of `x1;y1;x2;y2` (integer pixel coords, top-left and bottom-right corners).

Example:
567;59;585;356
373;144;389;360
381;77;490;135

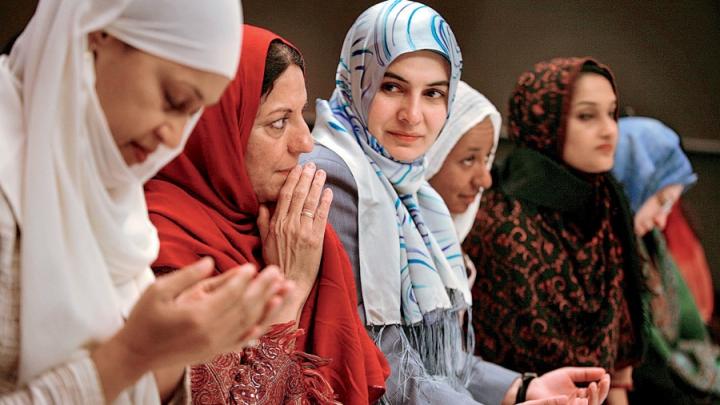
515;372;538;404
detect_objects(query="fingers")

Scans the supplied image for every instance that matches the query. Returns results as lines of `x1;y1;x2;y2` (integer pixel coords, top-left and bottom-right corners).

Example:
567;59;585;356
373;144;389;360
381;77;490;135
236;266;285;321
312;188;333;233
156;257;215;298
288;163;317;217
597;374;610;403
300;168;326;222
562;367;607;383
257;204;271;240
586;382;598;405
255;279;295;326
275;165;303;218
205;263;258;312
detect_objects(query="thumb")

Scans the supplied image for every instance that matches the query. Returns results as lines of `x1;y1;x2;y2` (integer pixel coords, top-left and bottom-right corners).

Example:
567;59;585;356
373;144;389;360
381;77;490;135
156;256;215;298
257;204;270;240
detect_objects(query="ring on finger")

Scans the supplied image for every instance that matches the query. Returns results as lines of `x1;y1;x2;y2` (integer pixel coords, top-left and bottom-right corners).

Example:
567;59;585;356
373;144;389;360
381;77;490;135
300;209;315;219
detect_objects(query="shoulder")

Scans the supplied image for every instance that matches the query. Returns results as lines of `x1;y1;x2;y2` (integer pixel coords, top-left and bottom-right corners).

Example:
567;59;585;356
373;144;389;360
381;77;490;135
301;145;357;193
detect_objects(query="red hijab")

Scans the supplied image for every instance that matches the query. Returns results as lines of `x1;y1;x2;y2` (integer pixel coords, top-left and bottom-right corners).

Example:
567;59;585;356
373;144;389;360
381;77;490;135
145;25;388;404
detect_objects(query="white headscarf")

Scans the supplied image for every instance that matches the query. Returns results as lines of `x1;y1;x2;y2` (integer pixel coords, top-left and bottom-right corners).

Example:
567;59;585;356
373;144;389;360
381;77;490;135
425;81;501;242
0;0;241;402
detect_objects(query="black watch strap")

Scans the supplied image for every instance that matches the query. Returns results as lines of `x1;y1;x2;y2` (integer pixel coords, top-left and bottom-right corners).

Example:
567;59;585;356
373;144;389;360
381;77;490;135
515;372;538;404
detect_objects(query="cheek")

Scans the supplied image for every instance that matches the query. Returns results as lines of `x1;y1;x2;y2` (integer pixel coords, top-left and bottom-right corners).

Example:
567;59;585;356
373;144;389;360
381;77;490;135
367;96;390;132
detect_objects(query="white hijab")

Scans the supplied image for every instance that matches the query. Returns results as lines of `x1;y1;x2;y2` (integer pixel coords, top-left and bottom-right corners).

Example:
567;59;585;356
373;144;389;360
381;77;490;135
0;0;241;402
425;81;501;242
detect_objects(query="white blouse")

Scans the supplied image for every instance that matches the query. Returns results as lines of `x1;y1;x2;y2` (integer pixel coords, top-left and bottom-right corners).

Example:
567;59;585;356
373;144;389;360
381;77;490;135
0;188;106;403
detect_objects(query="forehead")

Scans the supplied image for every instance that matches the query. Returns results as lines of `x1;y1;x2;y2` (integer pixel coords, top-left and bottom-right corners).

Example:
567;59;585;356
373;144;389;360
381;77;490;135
571;73;616;105
386;50;450;82
455;118;495;149
259;65;307;110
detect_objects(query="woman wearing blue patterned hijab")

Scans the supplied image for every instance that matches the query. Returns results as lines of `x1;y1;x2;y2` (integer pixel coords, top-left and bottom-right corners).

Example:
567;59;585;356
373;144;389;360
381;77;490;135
302;1;610;403
612;117;719;403
613;116;697;235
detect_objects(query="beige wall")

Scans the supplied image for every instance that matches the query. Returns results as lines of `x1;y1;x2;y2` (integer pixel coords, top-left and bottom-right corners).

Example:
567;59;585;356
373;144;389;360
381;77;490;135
3;0;719;281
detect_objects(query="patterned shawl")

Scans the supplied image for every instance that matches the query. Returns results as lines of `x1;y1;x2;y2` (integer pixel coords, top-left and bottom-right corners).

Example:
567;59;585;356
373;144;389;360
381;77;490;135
144;25;389;404
312;0;474;386
464;57;647;374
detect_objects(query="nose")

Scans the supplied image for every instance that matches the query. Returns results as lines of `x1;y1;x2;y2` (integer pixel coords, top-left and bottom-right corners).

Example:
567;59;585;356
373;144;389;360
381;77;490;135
471;164;492;190
600;116;618;141
398;94;422;126
156;115;188;149
653;211;669;231
289;119;314;155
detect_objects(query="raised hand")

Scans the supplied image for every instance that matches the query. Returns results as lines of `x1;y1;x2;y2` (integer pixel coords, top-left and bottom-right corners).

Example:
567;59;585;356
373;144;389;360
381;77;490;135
257;162;333;323
92;257;292;402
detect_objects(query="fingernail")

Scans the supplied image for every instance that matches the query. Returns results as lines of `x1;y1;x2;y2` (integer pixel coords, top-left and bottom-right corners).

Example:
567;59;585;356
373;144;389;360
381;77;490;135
198;256;214;268
305;162;315;170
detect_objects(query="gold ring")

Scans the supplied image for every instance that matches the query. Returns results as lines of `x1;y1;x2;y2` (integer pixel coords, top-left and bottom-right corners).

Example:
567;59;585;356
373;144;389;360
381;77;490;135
300;210;315;219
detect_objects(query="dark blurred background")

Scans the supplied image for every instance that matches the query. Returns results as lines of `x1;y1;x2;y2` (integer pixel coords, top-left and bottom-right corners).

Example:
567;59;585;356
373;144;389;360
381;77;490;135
3;0;719;316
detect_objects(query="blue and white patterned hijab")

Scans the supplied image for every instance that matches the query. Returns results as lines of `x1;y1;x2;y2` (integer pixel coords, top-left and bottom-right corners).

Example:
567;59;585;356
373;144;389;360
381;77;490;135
613;117;697;213
313;0;469;327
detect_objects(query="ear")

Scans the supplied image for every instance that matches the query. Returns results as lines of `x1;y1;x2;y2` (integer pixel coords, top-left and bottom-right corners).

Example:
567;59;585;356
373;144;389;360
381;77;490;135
87;31;111;52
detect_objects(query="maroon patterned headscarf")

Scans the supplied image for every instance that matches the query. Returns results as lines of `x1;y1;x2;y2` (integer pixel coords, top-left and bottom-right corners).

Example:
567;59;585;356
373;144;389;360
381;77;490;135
508;57;616;159
464;57;646;374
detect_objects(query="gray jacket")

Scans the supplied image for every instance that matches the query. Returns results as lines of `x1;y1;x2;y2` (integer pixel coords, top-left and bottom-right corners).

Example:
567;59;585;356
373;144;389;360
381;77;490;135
301;144;518;405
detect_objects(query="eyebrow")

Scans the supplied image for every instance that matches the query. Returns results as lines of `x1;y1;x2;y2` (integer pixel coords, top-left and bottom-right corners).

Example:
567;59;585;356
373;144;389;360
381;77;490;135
574;100;617;107
265;101;308;116
383;71;449;87
267;107;293;115
177;80;206;103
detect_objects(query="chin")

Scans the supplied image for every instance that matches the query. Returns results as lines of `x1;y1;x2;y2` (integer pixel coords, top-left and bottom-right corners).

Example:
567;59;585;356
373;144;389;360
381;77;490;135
449;201;468;214
390;149;423;163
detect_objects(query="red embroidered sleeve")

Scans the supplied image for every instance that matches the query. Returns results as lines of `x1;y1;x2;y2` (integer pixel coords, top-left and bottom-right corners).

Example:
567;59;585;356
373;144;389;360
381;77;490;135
190;322;339;405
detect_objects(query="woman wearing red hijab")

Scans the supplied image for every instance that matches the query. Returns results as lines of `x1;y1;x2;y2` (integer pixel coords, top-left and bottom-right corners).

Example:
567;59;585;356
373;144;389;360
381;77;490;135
144;25;389;404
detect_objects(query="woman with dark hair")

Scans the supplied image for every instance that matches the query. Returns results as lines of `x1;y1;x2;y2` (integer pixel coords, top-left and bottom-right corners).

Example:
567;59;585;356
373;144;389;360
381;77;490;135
144;25;389;404
464;58;649;405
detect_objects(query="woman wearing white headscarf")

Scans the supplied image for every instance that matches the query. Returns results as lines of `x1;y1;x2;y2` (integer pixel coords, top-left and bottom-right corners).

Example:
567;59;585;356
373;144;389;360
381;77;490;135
0;1;293;403
425;81;501;288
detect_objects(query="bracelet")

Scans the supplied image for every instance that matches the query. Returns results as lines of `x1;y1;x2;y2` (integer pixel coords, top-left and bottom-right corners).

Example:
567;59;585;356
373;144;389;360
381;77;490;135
610;381;634;391
515;372;537;404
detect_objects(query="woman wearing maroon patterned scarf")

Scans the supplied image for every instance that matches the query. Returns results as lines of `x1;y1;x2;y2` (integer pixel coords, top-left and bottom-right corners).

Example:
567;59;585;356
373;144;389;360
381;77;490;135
463;57;648;405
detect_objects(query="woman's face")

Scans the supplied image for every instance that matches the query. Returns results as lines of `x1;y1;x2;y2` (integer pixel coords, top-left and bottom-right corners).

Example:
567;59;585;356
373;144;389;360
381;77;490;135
429;118;494;214
245;64;312;203
90;32;229;166
634;183;683;236
562;73;618;173
366;50;450;162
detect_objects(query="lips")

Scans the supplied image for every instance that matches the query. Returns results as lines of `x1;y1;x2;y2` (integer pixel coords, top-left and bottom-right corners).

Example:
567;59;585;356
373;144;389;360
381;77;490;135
388;130;422;143
130;142;150;164
458;194;477;204
595;144;614;153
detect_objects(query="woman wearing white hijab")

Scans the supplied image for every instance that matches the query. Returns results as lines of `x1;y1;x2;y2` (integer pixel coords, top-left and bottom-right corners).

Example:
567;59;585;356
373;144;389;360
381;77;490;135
0;0;292;403
425;81;501;287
